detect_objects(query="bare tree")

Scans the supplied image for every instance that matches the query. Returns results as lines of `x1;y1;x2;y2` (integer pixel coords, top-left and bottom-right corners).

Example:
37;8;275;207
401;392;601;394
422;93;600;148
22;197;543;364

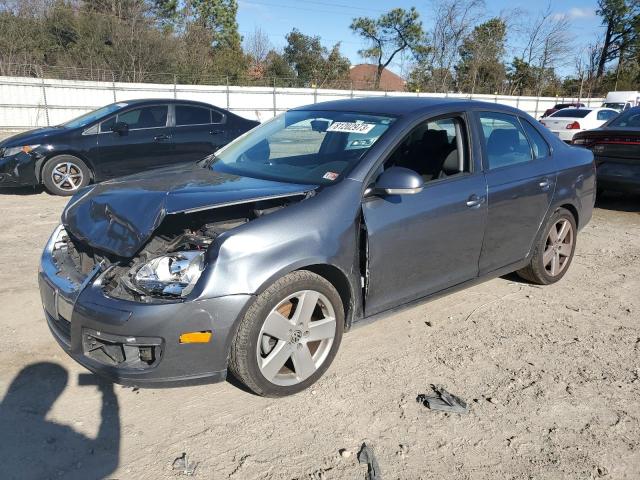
427;0;485;92
244;26;271;65
515;4;573;95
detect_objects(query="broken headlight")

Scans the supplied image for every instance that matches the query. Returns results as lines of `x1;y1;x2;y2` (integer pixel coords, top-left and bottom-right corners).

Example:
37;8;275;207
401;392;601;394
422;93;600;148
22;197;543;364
133;251;205;297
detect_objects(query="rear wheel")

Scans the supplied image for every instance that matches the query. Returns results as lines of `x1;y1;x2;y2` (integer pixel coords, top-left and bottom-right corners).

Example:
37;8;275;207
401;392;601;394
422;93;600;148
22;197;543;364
517;208;577;285
42;155;90;196
229;271;344;397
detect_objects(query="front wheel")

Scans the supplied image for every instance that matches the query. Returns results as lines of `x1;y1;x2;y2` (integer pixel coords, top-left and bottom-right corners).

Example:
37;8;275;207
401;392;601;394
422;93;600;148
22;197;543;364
42;155;91;196
517;208;577;285
229;271;344;397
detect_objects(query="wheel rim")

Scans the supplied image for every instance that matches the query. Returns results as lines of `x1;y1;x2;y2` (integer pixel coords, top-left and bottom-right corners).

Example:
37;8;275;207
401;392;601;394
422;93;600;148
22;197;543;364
543;218;574;277
51;162;83;192
256;290;337;387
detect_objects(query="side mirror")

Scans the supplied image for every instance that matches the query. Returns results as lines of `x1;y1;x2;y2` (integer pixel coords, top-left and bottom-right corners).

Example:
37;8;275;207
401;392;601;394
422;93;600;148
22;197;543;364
372;166;424;195
111;121;129;135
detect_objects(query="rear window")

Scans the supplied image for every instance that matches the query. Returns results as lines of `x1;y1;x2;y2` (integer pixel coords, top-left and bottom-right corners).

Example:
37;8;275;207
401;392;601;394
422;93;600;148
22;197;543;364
550;109;591;118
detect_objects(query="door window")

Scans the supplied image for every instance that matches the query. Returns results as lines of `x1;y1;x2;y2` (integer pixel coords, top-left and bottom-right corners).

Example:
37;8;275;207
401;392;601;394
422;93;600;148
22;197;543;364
479;112;533;169
384;116;469;181
175;105;211;126
520;119;550;159
117;106;168;130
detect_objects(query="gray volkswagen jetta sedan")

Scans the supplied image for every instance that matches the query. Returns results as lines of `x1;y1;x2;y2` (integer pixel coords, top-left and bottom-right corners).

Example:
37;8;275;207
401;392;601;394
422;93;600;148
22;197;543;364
39;97;595;396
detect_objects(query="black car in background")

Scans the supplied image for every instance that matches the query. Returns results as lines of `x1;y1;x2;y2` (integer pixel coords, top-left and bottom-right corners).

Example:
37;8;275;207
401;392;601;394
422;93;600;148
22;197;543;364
572;106;640;195
541;102;586;118
0;99;259;195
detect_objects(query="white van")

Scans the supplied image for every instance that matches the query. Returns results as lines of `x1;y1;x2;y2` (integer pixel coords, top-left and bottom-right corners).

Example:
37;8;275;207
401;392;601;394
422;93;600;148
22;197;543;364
602;91;640;111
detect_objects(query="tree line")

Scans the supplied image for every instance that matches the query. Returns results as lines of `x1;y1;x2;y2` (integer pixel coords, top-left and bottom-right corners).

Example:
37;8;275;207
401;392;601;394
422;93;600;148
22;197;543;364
0;0;637;97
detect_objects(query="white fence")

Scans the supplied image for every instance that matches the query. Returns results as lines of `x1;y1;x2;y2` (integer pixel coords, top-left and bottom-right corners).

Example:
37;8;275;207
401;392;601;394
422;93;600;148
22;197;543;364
0;75;603;130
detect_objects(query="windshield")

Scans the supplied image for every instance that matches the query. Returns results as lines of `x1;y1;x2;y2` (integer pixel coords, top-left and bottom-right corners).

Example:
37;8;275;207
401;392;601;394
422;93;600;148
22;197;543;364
210;110;396;185
607;108;640;128
61;102;129;129
602;102;625;110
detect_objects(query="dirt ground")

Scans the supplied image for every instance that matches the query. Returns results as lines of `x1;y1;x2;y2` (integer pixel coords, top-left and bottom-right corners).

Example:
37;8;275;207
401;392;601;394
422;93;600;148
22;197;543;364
0;187;638;480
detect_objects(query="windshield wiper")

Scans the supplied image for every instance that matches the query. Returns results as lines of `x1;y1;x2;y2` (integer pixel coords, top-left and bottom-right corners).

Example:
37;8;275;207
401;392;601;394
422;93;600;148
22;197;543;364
198;154;219;168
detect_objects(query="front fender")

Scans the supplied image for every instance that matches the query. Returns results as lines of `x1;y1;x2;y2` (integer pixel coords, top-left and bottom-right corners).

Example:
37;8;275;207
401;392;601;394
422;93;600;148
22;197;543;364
193;181;363;300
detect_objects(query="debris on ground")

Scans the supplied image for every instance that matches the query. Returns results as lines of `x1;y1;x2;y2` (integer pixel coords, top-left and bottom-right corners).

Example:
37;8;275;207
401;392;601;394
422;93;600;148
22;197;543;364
339;448;352;458
357;442;382;480
172;452;198;476
416;384;469;414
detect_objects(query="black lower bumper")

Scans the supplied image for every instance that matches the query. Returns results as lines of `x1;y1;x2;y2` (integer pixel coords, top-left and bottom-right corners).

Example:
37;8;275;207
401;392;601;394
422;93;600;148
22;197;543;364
40;271;254;388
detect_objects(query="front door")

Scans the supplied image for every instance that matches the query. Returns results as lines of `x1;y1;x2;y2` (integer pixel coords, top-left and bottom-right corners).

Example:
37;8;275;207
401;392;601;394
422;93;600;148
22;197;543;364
362;114;488;316
96;104;174;179
475;111;557;274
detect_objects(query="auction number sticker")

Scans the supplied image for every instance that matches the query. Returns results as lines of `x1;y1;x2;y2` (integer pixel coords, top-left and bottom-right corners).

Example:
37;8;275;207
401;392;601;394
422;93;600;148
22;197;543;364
327;122;376;134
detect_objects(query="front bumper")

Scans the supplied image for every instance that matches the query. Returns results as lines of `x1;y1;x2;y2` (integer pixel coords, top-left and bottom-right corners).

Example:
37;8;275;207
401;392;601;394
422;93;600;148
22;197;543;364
596;158;640;193
39;226;253;387
0;153;39;187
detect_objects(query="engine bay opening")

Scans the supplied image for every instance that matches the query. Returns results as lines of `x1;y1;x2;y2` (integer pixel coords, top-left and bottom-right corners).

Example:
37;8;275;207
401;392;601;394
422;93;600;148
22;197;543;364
52;196;304;302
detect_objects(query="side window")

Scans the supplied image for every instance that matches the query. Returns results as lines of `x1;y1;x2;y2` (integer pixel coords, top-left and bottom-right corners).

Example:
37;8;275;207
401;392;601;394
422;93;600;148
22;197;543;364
479;112;533;169
520;119;550;158
211;109;224;123
118;105;168;129
385;116;469;181
100;116;116;133
597;110;616;121
176;105;211;126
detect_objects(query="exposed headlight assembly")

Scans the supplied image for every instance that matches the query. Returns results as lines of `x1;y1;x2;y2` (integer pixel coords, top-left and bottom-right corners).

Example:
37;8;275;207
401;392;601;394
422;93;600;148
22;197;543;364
3;144;40;156
133;251;205;297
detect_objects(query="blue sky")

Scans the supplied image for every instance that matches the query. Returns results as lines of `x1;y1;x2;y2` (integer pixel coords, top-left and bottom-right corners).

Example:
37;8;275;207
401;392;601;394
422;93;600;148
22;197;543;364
237;0;602;77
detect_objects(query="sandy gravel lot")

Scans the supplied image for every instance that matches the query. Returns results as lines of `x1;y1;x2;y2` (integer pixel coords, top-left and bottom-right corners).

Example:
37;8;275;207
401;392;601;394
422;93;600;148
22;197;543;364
0;187;638;480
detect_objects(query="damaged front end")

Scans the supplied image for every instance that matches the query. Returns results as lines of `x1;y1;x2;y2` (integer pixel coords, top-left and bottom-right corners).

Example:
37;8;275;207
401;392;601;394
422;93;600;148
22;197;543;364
55;197;304;304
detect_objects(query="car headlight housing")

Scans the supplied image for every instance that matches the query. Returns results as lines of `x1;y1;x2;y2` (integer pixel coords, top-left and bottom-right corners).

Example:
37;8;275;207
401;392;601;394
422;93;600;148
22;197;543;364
133;251;205;297
3;144;40;157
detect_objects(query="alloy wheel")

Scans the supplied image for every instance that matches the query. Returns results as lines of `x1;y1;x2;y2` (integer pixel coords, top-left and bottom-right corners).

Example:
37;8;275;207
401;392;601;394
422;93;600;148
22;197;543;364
543;218;574;277
51;162;84;192
256;290;337;386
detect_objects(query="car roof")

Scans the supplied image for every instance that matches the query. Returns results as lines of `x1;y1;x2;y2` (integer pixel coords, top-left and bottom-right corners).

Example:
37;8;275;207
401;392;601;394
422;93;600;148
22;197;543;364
293;96;526;117
113;98;218;109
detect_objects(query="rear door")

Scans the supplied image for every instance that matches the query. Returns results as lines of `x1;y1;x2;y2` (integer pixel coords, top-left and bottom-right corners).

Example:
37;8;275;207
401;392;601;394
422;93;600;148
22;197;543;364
362;113;488;316
96;104;174;178
170;104;227;163
475;111;556;274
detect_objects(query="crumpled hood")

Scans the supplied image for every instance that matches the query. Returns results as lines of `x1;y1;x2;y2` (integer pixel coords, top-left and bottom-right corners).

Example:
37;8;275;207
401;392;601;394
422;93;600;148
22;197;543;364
62;164;316;258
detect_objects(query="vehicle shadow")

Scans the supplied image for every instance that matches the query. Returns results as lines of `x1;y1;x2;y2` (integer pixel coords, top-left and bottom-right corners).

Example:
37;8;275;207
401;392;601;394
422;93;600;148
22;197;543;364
0;185;44;196
0;362;120;480
596;192;640;213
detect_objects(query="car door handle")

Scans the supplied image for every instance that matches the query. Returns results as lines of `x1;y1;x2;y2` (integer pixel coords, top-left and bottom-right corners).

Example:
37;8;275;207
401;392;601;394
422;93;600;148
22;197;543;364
466;194;485;208
154;134;171;141
209;130;223;135
539;178;552;190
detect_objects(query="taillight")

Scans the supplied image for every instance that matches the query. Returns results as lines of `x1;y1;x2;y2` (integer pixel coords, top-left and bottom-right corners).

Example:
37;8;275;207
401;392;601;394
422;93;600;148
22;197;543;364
566;121;580;130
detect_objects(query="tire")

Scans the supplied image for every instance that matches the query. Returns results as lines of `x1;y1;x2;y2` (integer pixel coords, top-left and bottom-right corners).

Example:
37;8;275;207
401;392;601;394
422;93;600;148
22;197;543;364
42;155;91;196
229;270;344;397
517;207;577;285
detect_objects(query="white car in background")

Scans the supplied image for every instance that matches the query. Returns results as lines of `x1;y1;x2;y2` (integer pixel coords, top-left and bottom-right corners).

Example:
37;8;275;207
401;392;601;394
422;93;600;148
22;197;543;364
540;107;619;142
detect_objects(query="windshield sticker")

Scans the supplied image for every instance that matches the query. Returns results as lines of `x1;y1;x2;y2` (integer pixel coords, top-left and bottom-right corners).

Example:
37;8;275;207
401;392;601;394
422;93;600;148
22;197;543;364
322;171;339;181
327;122;376;134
